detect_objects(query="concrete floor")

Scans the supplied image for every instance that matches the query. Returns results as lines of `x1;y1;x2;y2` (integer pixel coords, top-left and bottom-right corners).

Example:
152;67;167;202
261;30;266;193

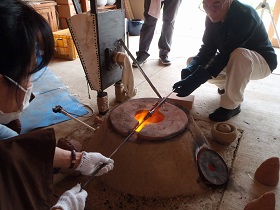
49;37;280;209
48;1;280;208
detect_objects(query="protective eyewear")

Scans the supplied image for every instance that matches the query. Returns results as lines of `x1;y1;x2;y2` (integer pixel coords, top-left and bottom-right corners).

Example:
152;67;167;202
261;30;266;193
199;0;228;12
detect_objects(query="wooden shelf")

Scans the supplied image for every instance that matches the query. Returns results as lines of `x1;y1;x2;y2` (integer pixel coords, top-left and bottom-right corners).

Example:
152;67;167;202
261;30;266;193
97;5;117;12
29;1;58;32
98;5;117;9
80;0;118;12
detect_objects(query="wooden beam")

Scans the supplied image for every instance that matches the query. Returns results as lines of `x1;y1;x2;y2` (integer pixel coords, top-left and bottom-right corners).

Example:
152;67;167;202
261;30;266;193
268;0;280;48
80;0;89;12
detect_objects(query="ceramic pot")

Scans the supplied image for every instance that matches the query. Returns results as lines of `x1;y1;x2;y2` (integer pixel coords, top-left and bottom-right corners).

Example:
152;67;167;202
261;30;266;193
97;0;107;7
211;122;238;145
107;0;116;5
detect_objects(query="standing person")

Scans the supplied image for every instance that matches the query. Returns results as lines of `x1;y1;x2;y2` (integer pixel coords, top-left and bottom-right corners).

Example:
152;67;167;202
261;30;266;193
0;1;114;210
132;0;182;67
173;0;277;121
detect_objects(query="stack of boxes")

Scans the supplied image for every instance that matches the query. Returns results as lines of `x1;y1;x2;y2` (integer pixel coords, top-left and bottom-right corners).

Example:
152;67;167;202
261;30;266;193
53;29;78;60
52;0;79;60
56;0;77;29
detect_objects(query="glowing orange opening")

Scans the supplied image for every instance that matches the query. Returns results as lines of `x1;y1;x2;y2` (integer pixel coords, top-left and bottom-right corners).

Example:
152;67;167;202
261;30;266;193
134;109;164;132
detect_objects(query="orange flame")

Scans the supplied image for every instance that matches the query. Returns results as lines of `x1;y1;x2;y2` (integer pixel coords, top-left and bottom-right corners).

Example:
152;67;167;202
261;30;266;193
134;108;164;132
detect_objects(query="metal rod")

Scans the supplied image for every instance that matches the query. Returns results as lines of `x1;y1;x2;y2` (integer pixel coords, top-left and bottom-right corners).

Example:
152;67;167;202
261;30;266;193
118;39;162;98
143;88;176;121
81;89;176;190
126;31;129;49
150;89;175;112
72;0;82;14
52;105;96;131
81;117;146;190
256;1;280;47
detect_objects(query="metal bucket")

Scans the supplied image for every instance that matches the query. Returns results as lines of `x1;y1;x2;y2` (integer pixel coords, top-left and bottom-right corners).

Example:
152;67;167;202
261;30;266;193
127;19;144;36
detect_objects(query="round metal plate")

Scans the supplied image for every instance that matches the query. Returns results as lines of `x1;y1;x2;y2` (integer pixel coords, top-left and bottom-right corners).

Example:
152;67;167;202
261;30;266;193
196;148;229;186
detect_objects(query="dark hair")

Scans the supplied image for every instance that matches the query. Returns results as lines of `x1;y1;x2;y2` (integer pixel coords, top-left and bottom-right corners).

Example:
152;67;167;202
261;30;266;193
0;0;54;86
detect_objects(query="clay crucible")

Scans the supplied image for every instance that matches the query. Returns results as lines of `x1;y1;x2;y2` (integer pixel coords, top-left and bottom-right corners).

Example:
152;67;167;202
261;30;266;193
211;122;238;145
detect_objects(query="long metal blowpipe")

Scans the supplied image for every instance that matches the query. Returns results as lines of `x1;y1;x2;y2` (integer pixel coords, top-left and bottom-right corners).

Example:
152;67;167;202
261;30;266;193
80;88;177;190
81;117;146;190
143;88;176;121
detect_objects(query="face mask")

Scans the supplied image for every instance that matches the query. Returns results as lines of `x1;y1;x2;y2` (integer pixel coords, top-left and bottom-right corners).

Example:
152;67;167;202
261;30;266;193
0;75;33;124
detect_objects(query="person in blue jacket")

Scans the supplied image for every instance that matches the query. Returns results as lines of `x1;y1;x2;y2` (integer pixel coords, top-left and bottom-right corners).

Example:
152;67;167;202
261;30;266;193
173;0;277;121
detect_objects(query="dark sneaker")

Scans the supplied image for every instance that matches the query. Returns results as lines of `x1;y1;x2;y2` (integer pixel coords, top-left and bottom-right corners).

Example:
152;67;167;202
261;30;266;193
132;52;149;68
218;88;225;95
159;55;171;65
209;105;241;122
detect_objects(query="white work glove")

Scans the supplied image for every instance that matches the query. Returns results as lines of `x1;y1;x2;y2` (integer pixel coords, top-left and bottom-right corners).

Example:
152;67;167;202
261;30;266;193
51;183;87;210
75;151;114;176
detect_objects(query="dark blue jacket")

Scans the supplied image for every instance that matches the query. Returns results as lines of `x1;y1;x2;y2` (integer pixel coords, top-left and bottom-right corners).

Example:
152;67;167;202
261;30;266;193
192;0;277;77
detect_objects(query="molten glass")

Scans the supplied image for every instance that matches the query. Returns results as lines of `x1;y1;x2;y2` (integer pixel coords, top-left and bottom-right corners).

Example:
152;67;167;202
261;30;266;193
134;109;164;132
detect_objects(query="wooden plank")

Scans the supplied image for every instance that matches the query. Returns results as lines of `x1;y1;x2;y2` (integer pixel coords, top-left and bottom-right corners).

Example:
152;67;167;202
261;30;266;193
268;0;280;48
123;0;134;19
80;0;89;12
271;37;279;47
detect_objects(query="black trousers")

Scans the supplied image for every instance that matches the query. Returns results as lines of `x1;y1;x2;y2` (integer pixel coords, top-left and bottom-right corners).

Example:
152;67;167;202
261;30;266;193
138;0;182;56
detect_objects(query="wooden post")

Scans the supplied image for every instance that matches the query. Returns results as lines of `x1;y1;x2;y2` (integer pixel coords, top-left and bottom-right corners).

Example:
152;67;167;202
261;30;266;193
268;0;280;48
80;0;89;12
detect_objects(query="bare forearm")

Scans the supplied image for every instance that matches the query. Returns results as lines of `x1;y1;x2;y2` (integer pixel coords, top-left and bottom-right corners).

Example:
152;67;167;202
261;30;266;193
53;147;82;169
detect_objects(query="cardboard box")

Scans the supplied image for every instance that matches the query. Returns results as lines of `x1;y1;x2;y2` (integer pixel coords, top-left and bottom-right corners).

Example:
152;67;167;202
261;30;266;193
57;4;76;18
129;0;144;20
56;0;74;5
53;29;78;60
59;18;69;29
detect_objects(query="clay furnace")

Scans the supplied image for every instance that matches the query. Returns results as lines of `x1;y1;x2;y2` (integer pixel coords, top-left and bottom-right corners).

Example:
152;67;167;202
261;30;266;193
87;98;209;197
